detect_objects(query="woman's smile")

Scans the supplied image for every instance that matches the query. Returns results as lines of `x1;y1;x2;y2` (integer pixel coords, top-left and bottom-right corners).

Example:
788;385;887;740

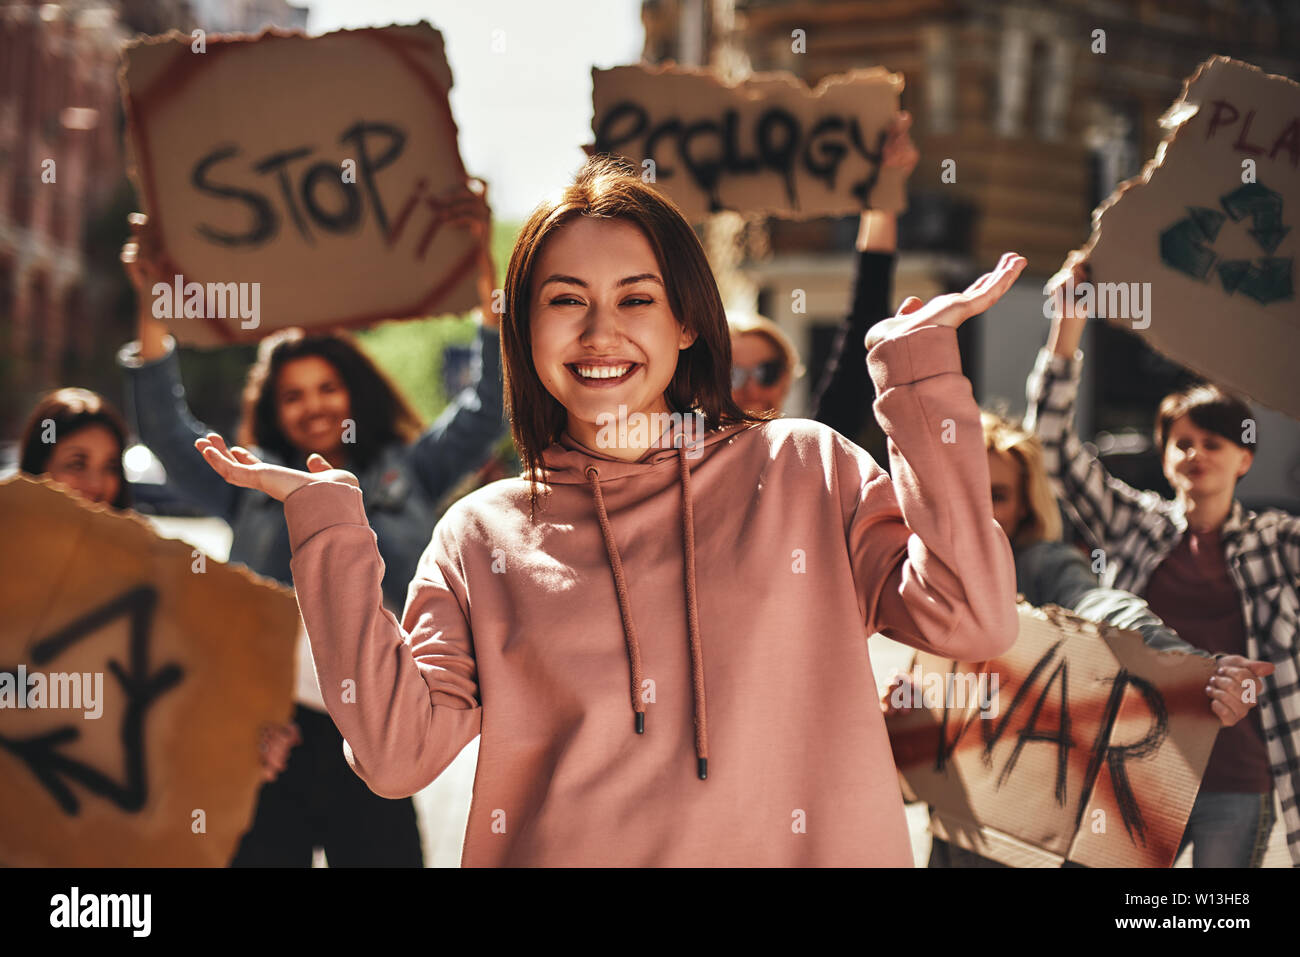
567;360;642;387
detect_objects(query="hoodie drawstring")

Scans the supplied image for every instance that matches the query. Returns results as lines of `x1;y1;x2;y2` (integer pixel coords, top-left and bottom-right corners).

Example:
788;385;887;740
585;446;709;780
585;463;647;734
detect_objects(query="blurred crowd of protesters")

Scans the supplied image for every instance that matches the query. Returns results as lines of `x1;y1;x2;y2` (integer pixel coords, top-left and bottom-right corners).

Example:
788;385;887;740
17;186;508;866
10;109;1296;869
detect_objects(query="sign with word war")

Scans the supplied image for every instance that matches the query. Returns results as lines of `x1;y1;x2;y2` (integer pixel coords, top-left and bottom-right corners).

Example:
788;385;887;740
886;603;1219;868
1085;56;1299;421
0;477;298;866
590;63;906;223
120;23;483;347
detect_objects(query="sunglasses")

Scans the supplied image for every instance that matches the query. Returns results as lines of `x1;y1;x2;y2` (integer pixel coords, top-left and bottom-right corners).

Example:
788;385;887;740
731;360;786;390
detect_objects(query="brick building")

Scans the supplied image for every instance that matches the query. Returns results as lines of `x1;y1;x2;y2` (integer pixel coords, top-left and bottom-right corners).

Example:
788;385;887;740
0;0;130;434
0;0;306;441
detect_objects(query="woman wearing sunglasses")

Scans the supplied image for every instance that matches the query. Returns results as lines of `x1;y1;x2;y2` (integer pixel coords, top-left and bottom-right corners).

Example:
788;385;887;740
726;312;802;414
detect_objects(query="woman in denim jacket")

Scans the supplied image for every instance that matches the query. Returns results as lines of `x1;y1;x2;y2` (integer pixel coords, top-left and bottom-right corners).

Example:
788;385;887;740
116;198;505;866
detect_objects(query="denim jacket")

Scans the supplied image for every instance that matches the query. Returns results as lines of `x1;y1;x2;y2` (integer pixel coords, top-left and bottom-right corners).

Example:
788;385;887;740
1015;539;1207;658
118;325;505;612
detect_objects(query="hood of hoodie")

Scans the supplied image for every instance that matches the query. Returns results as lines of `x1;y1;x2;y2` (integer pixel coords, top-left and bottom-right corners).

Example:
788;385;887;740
537;415;761;485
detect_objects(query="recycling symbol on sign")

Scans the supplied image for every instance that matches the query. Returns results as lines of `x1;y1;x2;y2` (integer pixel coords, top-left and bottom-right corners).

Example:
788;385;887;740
1159;182;1293;305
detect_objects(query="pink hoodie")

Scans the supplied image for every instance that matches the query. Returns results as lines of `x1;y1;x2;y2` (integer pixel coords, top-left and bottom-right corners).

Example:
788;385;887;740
284;324;1017;866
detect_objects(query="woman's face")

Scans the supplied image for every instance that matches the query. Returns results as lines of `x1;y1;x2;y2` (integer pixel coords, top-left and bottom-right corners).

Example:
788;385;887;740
45;425;123;505
1162;415;1252;503
275;356;353;462
730;332;790;414
987;448;1027;540
529;216;697;455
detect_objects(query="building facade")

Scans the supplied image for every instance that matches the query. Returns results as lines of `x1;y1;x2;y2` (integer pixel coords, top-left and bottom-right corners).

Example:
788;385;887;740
0;0;306;440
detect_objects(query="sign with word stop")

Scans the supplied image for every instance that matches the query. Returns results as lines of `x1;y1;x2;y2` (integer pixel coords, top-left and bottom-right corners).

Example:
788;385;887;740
590;63;906;223
1085;56;1299;421
0;477;298;866
886;603;1219;868
121;23;483;346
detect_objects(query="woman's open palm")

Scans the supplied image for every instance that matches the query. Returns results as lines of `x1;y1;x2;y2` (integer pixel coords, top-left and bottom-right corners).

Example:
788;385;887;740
195;433;358;502
866;252;1027;352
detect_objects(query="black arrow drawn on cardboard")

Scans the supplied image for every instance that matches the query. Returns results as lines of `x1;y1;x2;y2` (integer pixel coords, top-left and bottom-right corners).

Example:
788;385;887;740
0;586;183;815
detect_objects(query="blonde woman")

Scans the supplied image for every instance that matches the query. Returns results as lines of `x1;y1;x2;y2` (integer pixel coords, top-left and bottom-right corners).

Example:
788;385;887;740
726;311;803;415
886;411;1272;866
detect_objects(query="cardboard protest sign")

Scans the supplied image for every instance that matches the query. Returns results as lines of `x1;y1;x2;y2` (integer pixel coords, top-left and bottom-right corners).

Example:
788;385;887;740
590;63;906;223
121;23;482;346
1085;57;1299;420
886;603;1219;868
0;477;298;866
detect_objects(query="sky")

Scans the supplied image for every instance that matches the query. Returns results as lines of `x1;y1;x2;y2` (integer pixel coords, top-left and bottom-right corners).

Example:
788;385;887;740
305;0;646;221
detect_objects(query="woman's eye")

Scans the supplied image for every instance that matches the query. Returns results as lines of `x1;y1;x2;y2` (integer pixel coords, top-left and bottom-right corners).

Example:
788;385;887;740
549;296;582;306
623;297;653;306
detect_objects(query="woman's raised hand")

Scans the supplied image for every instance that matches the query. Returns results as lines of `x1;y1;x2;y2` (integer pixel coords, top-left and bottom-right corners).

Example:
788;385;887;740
194;433;358;502
882;110;920;175
865;252;1027;353
1045;248;1091;358
121;212;172;361
443;178;500;330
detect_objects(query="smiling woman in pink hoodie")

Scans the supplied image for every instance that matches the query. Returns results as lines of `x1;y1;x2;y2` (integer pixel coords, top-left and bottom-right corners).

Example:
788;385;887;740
194;156;1022;867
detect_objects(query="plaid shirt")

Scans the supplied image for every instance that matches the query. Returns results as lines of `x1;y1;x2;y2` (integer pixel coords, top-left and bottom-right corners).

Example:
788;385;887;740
1025;347;1300;867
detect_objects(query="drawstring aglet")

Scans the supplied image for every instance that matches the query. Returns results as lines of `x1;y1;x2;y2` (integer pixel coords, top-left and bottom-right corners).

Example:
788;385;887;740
697;758;708;780
635;712;645;734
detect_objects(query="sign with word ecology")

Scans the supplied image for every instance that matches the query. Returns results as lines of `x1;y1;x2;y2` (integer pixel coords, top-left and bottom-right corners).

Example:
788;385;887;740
590;63;906;223
0;477;298;866
1085;56;1299;421
120;23;483;346
885;603;1219;868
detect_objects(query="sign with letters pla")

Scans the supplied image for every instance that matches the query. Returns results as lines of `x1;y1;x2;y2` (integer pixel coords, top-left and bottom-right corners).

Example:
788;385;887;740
590;63;907;223
1085;56;1299;421
0;477;298;866
120;22;482;346
886;603;1219;868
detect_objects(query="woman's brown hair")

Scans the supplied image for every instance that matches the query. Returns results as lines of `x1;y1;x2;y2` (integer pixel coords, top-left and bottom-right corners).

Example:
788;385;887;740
1155;382;1255;455
237;329;423;471
19;388;132;510
501;155;759;509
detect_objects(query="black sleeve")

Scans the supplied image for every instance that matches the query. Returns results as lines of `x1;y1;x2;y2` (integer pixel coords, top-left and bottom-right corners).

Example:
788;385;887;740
809;250;895;441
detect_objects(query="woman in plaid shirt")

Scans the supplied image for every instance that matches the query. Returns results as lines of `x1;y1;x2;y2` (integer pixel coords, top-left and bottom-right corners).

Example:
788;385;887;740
1026;253;1300;868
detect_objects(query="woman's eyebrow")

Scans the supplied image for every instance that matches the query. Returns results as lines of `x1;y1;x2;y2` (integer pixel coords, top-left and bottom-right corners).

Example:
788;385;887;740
537;273;664;290
617;273;663;288
538;273;587;289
